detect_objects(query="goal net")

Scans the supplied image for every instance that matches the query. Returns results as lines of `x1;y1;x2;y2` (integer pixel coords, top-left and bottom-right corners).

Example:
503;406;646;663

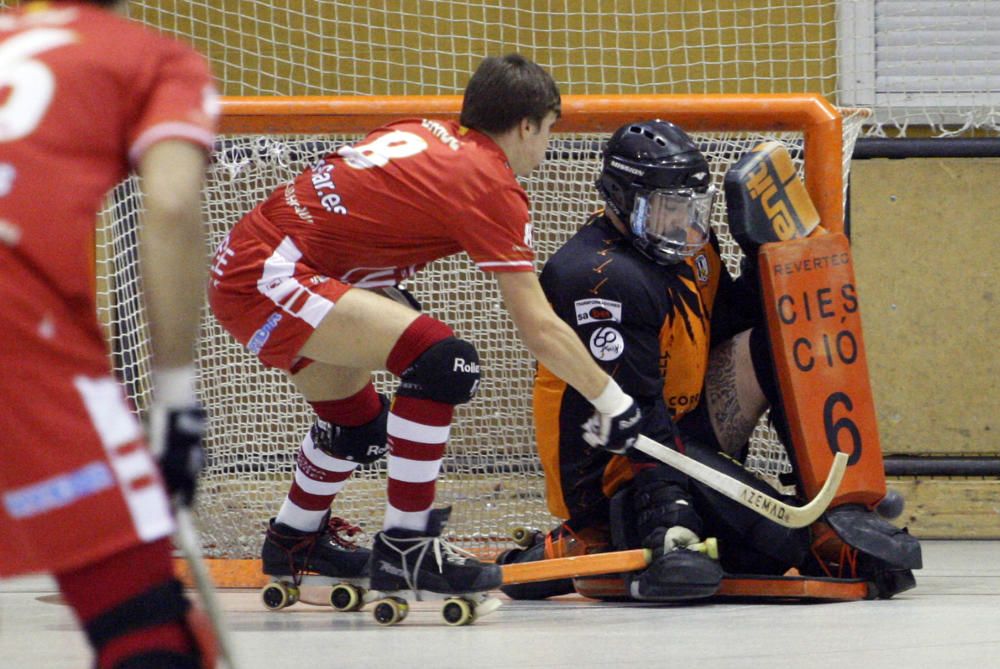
97;95;865;565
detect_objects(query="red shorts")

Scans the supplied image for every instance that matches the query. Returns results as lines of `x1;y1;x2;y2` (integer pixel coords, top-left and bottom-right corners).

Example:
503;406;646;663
208;216;351;371
0;263;174;577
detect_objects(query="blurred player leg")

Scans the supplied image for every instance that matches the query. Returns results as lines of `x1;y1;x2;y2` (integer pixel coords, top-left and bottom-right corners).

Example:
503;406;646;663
57;539;215;669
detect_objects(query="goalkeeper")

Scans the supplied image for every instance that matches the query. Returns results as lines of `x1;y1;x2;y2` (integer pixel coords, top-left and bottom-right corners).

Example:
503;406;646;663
500;119;921;602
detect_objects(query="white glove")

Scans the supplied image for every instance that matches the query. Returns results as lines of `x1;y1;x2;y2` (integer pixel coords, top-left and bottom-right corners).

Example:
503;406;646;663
581;378;642;454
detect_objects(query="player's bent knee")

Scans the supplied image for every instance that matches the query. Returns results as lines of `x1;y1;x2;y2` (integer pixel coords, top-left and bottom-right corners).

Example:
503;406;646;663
312;394;390;464
397;336;481;405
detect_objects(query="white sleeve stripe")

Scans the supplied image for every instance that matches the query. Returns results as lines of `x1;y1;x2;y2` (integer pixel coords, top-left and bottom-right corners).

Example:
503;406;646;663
477;260;534;269
129;122;214;165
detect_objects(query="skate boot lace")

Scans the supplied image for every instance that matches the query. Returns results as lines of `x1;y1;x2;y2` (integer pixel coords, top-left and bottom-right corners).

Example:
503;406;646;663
383;534;478;592
326;516;364;549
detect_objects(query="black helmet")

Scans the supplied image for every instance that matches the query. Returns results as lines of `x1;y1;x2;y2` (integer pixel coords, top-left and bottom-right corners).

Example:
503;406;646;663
598;120;715;264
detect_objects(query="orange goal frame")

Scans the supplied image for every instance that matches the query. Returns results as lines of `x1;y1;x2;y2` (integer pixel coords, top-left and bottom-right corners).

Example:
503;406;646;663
179;93;846;588
220;93;846;232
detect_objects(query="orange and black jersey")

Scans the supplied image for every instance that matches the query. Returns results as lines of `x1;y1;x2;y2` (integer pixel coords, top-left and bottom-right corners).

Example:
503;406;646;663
533;212;758;522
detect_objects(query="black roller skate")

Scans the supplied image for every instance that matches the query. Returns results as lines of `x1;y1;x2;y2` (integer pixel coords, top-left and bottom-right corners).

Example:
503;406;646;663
367;507;502;626
260;512;371;612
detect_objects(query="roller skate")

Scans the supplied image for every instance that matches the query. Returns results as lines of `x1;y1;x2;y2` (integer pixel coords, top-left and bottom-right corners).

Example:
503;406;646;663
366;507;503;626
260;512;371;612
498;523;609;600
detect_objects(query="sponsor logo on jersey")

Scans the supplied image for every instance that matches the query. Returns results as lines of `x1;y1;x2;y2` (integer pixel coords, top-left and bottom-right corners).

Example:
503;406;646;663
421;119;461;151
667;392;701;410
248;312;283;354
3;461;114;519
575;298;622;325
589;326;624;361
284;182;315;224
309;159;348;215
695;253;710;282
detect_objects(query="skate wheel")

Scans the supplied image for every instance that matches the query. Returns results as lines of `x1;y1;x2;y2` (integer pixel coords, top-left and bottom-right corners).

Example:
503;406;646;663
372;597;408;626
261;582;297;611
330;583;364;612
442;598;475;626
511;526;540;548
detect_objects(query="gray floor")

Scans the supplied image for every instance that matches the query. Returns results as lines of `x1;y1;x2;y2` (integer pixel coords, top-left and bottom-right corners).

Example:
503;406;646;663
2;540;997;669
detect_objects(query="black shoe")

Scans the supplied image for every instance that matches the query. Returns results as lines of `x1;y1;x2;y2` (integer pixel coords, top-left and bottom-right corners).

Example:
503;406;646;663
262;513;370;581
627;549;723;601
496;540;575;600
627;525;723;601
369;508;502;595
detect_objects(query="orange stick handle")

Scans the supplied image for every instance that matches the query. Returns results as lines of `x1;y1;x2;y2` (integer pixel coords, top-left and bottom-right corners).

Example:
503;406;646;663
500;549;652;585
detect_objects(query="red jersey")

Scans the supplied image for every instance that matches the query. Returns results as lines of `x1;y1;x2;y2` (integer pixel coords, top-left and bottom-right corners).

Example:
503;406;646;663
237;118;535;288
0;1;216;577
0;1;217;332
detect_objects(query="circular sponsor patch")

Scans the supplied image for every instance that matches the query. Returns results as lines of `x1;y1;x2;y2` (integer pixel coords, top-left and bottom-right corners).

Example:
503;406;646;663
589;326;624;361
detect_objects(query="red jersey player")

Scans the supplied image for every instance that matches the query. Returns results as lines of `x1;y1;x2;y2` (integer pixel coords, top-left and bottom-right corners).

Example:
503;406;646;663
0;1;218;666
208;54;644;616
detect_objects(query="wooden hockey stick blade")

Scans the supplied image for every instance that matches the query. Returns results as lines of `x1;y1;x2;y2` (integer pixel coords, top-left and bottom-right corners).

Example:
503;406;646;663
633;435;848;529
174;507;239;669
501;549;653;585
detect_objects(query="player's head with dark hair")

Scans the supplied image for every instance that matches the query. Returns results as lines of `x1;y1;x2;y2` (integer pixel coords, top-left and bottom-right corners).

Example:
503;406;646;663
598;119;716;265
460;54;561;135
77;0;126;6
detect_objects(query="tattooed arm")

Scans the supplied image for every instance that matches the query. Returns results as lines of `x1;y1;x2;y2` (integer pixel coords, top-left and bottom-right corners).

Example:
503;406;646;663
703;329;769;456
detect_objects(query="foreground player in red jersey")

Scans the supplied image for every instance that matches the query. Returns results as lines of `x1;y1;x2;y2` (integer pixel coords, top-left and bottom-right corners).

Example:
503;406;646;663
209;54;643;603
0;1;219;666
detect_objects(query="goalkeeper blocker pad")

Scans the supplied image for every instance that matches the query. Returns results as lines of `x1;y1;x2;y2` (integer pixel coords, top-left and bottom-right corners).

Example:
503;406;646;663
724;141;821;252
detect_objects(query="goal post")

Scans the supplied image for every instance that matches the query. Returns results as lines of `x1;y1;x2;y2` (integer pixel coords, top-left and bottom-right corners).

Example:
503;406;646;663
96;93;865;586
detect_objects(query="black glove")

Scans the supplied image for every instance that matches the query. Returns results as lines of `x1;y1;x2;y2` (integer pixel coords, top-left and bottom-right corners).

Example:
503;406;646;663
582;379;642;454
149;366;207;508
151;404;206;507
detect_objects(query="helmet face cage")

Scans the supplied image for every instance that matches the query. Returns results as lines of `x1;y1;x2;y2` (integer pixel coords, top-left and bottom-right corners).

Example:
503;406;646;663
629;186;716;264
597;120;714;264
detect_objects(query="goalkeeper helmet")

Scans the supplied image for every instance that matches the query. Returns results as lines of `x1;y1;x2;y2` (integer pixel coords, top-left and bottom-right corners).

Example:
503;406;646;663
598;120;716;265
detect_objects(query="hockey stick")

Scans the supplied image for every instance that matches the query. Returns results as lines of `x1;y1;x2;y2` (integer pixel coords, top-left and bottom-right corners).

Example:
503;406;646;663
501;539;717;585
633;435;847;529
174;507;239;669
501;548;652;585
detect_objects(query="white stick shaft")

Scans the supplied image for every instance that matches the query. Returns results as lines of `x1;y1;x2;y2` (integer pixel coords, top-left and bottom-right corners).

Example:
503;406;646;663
633;435;848;529
175;508;239;669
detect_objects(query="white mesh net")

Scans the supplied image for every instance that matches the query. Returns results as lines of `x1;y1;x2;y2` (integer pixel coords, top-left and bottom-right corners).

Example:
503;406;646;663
96;112;865;560
124;0;998;136
1;1;996;134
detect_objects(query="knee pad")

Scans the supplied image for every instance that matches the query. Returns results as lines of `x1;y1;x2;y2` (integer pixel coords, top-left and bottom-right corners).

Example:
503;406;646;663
85;579;214;669
397;336;481;405
311;393;390;464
